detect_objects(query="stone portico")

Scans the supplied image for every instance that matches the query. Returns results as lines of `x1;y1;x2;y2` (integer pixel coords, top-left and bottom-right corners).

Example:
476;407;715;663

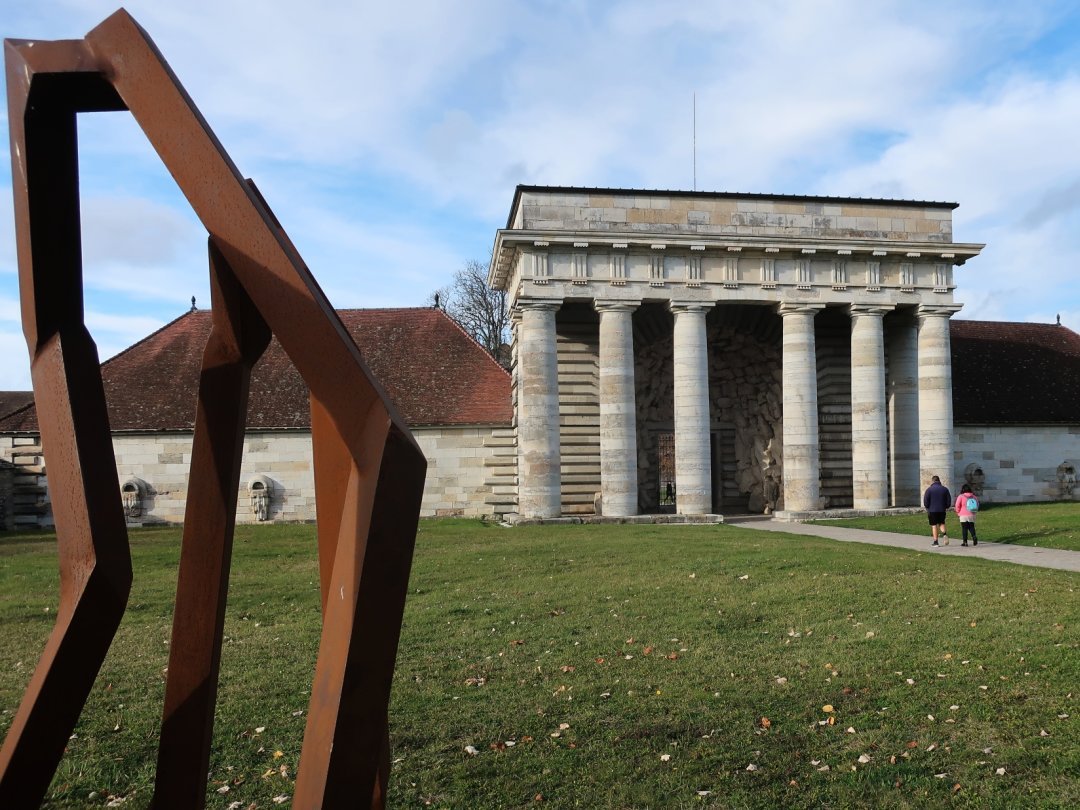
490;186;983;520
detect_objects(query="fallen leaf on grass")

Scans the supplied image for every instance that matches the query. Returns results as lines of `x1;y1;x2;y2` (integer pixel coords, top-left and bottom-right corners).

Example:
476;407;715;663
660;754;671;762
560;665;575;673
746;763;759;771
858;754;871;764
759;717;772;730
775;677;788;685
272;796;289;805
738;575;749;581
822;704;834;713
995;767;1006;776
464;745;479;756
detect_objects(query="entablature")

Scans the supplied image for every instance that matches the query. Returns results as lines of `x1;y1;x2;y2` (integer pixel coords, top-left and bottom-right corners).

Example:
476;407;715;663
489;228;983;292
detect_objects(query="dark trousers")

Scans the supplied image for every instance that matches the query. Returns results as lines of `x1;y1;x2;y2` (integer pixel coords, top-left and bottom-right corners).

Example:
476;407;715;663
961;521;978;543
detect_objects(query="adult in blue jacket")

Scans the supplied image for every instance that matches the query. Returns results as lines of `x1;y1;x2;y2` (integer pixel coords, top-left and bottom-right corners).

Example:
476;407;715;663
923;475;952;546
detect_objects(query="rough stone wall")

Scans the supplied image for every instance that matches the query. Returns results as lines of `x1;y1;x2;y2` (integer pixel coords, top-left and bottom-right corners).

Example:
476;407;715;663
954;425;1080;503
634;306;674;511
708;315;784;513
634;305;785;513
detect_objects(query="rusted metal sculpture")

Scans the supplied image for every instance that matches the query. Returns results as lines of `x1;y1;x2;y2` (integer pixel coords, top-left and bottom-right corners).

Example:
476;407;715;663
0;10;426;808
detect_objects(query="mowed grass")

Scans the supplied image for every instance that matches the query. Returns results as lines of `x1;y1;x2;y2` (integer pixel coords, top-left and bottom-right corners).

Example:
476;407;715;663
814;502;1080;552
0;519;1075;808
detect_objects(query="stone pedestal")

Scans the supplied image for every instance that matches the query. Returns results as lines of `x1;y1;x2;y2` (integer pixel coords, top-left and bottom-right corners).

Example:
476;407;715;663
780;304;824;512
596;301;638;516
887;315;920;505
671;303;711;514
517;302;561;518
850;306;889;509
917;304;962;491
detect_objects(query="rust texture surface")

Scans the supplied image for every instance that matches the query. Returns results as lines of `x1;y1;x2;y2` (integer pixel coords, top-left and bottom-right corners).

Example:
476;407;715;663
0;10;426;808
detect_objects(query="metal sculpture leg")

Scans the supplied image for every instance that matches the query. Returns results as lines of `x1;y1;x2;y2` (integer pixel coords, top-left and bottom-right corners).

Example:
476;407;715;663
0;40;131;806
153;241;270;808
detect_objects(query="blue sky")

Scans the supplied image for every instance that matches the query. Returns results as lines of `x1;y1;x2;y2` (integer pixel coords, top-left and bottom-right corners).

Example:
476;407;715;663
2;0;1080;389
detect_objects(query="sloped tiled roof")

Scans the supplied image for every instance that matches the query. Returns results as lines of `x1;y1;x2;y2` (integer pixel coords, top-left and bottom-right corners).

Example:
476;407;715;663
950;320;1080;424
0;391;34;420
0;308;511;432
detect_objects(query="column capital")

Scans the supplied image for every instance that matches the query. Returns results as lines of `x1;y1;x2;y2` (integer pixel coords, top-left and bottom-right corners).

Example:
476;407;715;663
848;304;892;318
669;300;711;315
594;299;641;314
917;303;963;320
777;302;826;317
515;299;561;314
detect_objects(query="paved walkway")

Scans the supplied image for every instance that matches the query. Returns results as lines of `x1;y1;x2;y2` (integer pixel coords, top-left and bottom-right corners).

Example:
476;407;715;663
724;516;1080;573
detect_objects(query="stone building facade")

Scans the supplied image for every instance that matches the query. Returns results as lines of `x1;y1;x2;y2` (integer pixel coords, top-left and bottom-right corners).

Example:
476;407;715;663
0;308;515;529
489;186;988;519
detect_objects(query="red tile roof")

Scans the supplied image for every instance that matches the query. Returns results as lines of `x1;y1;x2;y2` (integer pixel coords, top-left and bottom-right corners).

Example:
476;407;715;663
0;391;34;420
950;320;1080;424
0;308;511;432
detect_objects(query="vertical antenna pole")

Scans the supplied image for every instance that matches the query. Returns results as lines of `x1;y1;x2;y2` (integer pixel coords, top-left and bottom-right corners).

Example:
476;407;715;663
693;92;697;191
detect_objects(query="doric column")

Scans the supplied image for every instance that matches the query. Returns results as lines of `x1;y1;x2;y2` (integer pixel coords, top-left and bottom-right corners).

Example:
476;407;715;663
779;303;825;512
849;305;889;509
886;314;920;505
517;301;561;518
670;302;711;514
595;301;639;516
917;304;962;491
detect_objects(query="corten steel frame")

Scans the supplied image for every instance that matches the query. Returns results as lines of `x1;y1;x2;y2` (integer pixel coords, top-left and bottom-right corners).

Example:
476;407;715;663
0;9;426;809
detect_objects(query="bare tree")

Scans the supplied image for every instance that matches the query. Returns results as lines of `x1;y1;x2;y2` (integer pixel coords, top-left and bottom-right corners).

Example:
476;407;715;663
431;260;510;368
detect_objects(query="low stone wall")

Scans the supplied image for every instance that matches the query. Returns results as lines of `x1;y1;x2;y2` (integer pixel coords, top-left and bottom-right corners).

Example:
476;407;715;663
1;425;510;528
954;424;1080;503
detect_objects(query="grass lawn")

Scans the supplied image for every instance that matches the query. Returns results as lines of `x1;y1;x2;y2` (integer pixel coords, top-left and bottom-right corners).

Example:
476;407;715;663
0;520;1076;808
813;502;1080;552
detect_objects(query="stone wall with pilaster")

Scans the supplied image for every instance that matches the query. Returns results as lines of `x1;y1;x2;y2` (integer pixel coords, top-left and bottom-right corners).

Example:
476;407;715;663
954;425;1080;503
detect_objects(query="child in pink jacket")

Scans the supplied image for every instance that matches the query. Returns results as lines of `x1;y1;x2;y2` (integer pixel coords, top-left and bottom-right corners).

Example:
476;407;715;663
955;484;979;546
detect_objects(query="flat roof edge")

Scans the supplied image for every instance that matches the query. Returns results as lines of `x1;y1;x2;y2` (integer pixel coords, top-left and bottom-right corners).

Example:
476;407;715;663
509;185;959;227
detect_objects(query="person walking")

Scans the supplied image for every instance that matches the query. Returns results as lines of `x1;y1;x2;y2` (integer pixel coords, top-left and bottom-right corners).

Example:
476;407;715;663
923;475;952;546
955;484;980;546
